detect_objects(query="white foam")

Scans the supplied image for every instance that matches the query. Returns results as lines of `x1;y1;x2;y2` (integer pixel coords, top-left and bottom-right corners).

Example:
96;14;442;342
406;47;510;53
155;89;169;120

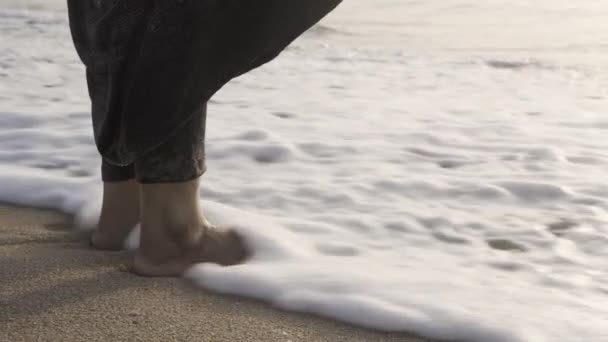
2;1;608;341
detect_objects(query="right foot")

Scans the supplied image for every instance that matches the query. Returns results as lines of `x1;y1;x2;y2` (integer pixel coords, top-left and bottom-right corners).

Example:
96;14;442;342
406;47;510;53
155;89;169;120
91;180;140;251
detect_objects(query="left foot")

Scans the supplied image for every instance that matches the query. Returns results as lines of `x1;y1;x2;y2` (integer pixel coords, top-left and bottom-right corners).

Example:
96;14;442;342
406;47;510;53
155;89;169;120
132;224;249;277
132;178;249;277
91;180;140;250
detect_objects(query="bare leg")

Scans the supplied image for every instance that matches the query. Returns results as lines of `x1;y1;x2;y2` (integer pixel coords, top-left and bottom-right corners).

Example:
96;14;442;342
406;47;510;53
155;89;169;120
91;179;140;250
132;178;249;277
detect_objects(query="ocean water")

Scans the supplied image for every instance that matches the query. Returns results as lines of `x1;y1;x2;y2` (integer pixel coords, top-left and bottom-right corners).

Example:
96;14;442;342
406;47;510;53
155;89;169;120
1;1;608;341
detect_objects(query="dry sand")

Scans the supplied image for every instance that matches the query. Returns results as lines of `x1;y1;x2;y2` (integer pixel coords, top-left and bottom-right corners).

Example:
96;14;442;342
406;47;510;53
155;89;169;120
0;205;432;342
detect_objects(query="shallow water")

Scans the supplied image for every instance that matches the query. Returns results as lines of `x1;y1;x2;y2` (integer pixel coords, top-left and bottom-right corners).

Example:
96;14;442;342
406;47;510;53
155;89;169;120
1;1;608;341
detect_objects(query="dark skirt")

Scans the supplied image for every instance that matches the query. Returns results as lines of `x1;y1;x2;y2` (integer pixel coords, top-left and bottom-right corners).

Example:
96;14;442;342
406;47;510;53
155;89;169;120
68;0;342;167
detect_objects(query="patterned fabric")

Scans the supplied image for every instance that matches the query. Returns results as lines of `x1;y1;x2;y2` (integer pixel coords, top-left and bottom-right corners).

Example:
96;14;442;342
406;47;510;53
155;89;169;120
101;103;207;183
68;0;341;182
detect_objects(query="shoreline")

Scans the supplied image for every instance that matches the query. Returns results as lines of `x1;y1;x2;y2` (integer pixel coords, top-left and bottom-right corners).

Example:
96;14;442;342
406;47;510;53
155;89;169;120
0;204;431;342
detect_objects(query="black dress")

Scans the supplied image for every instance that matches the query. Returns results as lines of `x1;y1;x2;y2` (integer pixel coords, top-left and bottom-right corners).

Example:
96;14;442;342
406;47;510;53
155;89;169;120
67;0;342;182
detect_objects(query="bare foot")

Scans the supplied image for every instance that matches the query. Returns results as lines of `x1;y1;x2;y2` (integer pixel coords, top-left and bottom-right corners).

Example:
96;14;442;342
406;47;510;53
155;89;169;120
132;178;249;277
132;225;249;277
91;180;140;251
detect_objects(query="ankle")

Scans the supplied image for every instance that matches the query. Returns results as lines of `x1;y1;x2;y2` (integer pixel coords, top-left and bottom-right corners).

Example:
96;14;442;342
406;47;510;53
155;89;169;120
139;223;204;258
139;179;201;222
100;180;140;217
137;178;206;261
95;180;140;246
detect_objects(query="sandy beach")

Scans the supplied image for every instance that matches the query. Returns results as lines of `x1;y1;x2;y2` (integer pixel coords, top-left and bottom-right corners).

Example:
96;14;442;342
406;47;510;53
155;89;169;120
0;205;430;342
2;0;608;340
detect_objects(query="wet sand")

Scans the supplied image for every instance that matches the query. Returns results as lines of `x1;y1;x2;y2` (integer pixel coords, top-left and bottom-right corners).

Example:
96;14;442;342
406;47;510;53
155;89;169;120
0;205;431;342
